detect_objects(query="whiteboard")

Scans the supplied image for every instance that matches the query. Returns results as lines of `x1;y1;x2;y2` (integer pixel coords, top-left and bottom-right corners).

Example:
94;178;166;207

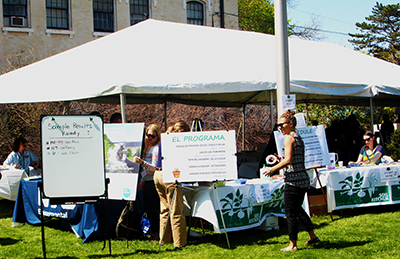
41;115;106;201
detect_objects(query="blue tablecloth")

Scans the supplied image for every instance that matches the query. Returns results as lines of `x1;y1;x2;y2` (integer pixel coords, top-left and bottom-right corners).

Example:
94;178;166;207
12;178;126;242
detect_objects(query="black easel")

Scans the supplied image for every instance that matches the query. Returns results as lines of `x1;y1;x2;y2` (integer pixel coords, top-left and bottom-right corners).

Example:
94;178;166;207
38;181;46;259
38;179;112;258
100;178;112;256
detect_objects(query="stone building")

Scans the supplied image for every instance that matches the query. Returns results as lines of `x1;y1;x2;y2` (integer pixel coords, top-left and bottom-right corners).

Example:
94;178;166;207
0;0;238;67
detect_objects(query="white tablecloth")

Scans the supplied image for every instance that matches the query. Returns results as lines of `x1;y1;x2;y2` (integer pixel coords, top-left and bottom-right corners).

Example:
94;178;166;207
325;163;400;212
0;167;28;201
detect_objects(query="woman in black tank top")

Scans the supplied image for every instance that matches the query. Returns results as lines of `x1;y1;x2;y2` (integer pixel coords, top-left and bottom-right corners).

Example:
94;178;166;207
263;110;320;251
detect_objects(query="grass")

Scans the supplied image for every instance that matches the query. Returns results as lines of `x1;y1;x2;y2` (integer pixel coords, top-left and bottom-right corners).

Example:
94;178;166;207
1;198;400;258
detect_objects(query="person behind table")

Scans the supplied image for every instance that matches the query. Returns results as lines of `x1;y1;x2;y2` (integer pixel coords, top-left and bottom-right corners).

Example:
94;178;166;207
4;137;41;176
110;112;122;123
132;124;161;240
153;120;189;247
380;114;394;146
264;110;319;251
349;131;384;165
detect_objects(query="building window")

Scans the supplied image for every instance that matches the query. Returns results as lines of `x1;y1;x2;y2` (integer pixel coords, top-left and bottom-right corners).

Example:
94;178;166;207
187;1;204;25
46;0;69;30
3;0;28;27
93;0;114;32
130;0;149;25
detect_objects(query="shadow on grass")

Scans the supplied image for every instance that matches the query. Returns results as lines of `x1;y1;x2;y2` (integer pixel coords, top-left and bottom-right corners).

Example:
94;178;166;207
0;237;20;246
53;257;79;259
184;228;289;249
333;203;400;220
0;199;15;219
86;249;161;258
306;240;372;250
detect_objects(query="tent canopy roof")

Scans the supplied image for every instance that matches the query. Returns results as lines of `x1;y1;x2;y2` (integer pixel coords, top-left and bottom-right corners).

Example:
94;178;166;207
1;19;400;107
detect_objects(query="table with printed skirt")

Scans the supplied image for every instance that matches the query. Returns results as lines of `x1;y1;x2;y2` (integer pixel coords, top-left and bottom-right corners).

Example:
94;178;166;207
183;178;310;233
323;163;400;212
12;178;126;243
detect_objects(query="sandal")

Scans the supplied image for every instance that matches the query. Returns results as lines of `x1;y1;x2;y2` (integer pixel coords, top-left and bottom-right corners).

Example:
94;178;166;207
305;237;320;246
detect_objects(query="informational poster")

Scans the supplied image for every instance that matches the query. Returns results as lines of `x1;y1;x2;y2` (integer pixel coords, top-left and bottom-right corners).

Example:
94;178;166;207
161;130;237;183
282;94;296;111
107;173;138;201
380;166;399;182
104;123;144;174
104;123;144;200
274;125;330;169
41;115;105;202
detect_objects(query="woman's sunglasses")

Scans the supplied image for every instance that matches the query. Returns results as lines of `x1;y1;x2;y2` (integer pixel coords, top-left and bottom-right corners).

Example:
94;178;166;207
146;134;157;139
276;122;288;128
364;137;372;142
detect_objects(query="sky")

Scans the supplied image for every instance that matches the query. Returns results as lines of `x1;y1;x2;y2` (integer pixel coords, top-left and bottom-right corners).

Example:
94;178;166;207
287;0;399;49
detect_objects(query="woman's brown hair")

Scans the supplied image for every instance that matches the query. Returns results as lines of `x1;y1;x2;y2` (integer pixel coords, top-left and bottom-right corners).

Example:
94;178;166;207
280;110;297;127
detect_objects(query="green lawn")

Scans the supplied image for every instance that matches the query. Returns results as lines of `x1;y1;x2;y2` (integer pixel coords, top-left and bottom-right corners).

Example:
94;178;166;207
1;198;399;258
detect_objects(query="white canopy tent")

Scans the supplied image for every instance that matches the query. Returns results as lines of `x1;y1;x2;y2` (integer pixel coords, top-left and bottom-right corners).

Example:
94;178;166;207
0;19;399;115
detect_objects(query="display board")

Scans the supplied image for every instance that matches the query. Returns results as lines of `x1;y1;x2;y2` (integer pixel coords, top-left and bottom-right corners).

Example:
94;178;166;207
104;123;144;174
161;130;237;183
41;115;105;202
274;125;330;169
104;123;144;200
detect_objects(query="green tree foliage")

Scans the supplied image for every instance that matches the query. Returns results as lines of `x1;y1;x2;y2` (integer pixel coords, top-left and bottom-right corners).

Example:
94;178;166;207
0;103;68;163
238;0;275;34
238;0;321;39
387;129;400;161
349;2;400;64
296;103;396;130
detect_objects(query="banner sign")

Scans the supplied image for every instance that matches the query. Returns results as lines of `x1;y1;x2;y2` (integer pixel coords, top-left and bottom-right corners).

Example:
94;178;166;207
214;181;285;232
161;130;237;183
274;125;330;169
325;164;400;212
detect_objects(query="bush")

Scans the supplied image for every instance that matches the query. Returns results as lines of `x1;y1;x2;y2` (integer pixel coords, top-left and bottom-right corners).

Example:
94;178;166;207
387;129;400;161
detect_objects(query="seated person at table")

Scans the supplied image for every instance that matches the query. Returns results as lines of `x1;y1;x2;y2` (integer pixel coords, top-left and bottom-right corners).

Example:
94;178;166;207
349;131;383;165
3;137;41;176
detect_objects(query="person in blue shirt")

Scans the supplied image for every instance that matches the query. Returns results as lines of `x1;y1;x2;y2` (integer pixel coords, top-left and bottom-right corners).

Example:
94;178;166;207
349;131;384;165
3;137;41;175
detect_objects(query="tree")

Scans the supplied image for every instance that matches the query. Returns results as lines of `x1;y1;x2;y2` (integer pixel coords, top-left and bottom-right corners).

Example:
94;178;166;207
296;103;396;131
349;2;400;65
238;0;321;39
238;0;275;34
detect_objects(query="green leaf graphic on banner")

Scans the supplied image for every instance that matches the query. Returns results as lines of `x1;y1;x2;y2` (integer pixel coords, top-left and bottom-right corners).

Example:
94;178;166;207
335;170;389;206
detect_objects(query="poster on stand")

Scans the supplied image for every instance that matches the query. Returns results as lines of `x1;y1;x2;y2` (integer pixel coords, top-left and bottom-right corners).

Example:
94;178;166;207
274;125;330;169
161;130;237;183
104;123;144;200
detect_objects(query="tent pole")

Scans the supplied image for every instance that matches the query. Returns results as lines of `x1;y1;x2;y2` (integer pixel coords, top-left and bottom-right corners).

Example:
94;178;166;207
120;93;127;123
270;90;274;131
242;104;246;150
164;102;167;132
305;103;309;125
274;0;290;117
370;97;374;133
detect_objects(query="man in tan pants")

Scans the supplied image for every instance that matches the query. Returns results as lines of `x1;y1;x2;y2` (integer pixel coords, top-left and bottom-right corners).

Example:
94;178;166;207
154;170;187;247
